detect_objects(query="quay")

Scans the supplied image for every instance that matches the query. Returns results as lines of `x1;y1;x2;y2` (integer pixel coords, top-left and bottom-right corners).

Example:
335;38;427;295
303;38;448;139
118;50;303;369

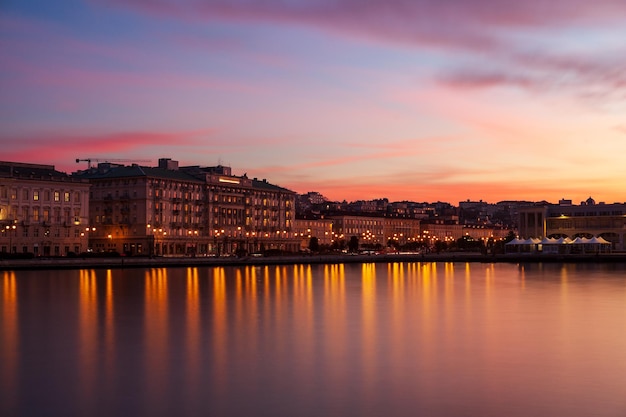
2;252;626;271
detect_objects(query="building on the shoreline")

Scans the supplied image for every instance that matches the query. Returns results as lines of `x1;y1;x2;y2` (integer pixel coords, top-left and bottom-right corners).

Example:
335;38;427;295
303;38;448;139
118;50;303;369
0;161;90;256
420;220;463;246
76;158;299;255
517;198;626;251
294;217;334;249
327;215;422;248
461;224;511;241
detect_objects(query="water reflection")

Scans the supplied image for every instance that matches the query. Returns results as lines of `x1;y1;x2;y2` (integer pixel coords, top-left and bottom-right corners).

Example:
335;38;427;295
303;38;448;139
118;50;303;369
78;270;98;412
1;272;18;412
1;262;626;417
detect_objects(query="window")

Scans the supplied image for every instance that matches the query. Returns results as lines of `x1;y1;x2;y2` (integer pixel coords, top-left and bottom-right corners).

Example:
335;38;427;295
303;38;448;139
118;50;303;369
33;191;39;201
54;191;60;202
64;192;70;202
44;190;50;201
33;209;39;222
11;189;17;199
74;192;81;203
23;189;29;200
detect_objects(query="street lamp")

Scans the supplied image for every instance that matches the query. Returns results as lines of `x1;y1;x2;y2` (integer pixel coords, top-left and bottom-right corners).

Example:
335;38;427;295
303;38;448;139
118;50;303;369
5;224;16;254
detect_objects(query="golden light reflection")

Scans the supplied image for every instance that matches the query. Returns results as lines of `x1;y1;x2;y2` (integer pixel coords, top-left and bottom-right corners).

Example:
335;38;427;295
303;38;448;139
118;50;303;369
323;263;346;393
293;265;314;309
485;263;495;296
185;267;200;402
389;262;405;317
104;270;115;377
291;264;315;375
361;263;377;391
465;262;472;300
144;268;169;400
235;268;243;329
519;264;526;290
324;264;345;302
212;267;228;396
1;272;18;409
242;266;258;355
444;263;455;300
78;269;98;407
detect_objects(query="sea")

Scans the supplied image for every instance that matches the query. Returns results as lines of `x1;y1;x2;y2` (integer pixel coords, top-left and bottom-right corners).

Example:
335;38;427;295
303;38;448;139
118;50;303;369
1;262;626;417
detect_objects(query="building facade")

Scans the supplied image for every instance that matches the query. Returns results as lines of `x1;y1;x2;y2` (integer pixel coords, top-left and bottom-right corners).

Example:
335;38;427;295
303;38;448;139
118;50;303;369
294;217;334;248
79;159;299;255
328;215;422;248
0;161;90;256
518;198;626;250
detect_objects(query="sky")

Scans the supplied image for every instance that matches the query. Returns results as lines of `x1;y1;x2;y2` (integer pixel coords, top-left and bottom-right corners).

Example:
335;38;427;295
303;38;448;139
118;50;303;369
2;0;626;204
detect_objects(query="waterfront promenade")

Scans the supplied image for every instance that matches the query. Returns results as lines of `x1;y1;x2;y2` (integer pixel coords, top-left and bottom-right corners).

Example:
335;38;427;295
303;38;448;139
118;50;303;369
2;252;626;271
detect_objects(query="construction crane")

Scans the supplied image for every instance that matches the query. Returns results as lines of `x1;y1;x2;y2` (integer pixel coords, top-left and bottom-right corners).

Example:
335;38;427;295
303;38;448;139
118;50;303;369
76;158;151;169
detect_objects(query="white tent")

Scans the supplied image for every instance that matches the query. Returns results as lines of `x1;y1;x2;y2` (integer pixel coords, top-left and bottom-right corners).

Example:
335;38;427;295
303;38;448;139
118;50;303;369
541;237;560;253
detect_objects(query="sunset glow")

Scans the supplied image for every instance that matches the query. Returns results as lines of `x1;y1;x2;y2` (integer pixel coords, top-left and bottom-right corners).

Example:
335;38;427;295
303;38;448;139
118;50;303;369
2;0;625;203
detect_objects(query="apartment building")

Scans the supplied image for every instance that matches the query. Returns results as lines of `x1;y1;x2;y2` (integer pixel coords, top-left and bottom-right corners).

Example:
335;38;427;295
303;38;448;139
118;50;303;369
78;159;299;255
0;161;90;256
294;217;334;248
328;215;422;248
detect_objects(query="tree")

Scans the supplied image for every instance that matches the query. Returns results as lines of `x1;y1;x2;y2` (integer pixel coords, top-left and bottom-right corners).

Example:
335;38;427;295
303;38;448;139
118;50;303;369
348;236;359;253
434;240;447;253
503;230;517;244
308;236;320;253
387;239;399;250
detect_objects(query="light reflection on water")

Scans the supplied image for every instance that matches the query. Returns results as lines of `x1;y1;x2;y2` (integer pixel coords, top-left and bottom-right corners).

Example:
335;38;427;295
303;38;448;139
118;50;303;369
1;263;626;417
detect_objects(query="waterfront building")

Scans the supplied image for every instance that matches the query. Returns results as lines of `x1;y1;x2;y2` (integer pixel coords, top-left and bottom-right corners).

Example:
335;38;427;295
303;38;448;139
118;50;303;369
420;220;464;246
328;215;422;248
517;198;626;250
180;163;298;254
78;159;299;256
330;215;386;247
293;217;334;249
461;225;511;241
0;161;90;256
384;217;422;246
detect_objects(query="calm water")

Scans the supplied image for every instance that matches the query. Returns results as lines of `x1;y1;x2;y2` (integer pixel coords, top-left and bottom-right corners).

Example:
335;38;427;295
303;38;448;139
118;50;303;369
1;262;626;417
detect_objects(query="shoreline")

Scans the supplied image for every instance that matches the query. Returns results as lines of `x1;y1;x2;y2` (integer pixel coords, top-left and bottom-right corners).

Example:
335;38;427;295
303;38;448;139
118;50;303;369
2;252;626;271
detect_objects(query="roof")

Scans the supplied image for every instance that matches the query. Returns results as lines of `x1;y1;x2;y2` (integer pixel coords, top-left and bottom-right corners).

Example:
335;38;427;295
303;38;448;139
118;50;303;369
251;178;295;194
76;165;203;183
0;160;86;183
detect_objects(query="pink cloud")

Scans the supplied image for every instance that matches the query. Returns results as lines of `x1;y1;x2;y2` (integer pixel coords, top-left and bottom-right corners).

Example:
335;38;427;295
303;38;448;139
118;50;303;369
106;0;626;49
101;0;626;104
0;129;214;172
439;51;626;102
